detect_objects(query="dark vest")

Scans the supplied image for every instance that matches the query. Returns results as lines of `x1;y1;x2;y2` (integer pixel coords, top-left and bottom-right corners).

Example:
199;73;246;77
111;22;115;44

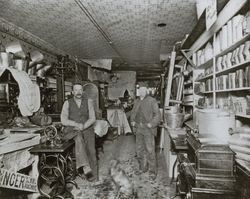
68;97;89;124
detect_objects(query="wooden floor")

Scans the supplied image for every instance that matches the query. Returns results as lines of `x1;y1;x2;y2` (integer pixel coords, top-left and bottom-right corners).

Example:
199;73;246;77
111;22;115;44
70;134;181;199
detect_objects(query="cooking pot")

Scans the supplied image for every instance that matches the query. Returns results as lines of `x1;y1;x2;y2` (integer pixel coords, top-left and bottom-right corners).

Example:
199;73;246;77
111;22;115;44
14;59;27;71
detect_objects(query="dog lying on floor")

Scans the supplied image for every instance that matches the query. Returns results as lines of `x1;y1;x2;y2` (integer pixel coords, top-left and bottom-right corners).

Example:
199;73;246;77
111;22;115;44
109;159;136;199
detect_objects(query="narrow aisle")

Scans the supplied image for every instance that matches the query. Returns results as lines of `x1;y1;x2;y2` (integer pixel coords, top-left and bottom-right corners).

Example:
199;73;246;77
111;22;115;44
72;135;179;199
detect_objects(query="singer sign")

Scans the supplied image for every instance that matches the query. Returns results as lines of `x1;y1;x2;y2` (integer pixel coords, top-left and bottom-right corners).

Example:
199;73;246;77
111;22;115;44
0;168;38;192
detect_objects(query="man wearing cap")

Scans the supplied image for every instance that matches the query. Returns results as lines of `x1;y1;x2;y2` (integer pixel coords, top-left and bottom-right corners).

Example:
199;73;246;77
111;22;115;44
130;85;161;180
60;83;97;181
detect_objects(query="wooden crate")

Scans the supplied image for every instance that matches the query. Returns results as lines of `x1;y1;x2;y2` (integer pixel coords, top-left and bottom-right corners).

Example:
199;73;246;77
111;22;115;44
195;175;236;190
196;145;235;177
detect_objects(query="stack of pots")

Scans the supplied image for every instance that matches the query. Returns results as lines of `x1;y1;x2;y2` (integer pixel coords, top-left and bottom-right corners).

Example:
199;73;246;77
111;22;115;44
0;41;28;71
165;106;184;129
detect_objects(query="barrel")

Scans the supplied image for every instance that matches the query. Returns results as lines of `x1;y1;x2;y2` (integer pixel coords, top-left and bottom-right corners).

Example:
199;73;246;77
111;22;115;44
198;109;235;142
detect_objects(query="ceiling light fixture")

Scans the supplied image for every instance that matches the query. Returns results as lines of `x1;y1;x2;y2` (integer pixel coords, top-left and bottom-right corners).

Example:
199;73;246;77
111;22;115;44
157;23;166;27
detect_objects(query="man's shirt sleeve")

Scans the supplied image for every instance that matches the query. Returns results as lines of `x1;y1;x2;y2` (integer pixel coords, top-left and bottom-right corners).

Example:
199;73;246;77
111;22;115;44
60;100;77;127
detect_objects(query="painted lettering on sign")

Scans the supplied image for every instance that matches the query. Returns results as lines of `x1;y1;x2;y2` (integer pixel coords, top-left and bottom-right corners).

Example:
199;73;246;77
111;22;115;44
0;169;37;192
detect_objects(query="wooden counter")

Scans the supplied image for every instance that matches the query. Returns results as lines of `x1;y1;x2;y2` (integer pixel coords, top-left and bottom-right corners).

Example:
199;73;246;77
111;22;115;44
163;126;188;178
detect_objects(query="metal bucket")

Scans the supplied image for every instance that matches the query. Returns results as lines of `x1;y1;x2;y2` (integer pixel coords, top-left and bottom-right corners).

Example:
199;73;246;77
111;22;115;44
165;112;184;129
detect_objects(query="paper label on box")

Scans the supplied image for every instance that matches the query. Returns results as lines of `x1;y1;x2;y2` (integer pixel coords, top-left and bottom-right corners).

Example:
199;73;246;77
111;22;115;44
206;0;217;30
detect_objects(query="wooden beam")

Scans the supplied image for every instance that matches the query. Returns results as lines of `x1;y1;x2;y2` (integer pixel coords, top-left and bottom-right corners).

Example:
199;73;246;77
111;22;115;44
164;51;176;107
181;50;196;68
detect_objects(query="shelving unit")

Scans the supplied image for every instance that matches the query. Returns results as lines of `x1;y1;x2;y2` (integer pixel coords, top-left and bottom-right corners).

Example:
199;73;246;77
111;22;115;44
181;0;250;127
193;8;250;109
174;1;250;198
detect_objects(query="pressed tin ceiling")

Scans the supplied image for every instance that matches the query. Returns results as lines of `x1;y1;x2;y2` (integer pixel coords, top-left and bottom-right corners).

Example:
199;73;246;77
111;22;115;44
0;0;197;69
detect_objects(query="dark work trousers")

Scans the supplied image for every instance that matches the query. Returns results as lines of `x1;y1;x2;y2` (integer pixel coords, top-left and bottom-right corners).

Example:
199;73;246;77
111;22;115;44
63;127;97;178
82;128;97;178
136;126;157;174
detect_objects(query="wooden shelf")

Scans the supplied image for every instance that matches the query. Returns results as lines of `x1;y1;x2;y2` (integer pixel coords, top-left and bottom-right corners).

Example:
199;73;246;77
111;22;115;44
196;58;213;69
215;34;250;58
184;92;193;96
196;73;213;82
184;82;193;86
195;105;205;109
216;60;250;76
182;103;193;107
204;87;250;94
235;113;250;119
202;90;213;94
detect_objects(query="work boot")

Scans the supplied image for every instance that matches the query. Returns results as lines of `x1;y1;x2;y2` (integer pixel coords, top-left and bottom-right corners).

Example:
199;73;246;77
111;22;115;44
85;172;96;182
83;166;96;182
83;166;92;176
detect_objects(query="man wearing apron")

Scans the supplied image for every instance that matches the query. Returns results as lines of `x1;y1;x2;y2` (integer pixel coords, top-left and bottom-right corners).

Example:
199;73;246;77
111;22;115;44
60;83;97;181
